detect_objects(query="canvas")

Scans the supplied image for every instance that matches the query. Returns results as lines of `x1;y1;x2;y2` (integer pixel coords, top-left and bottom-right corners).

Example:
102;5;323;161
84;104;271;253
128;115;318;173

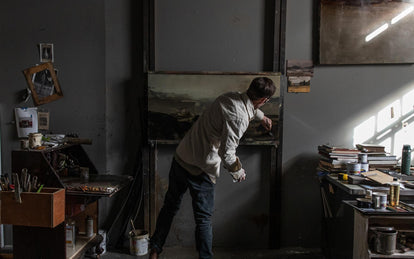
147;73;281;143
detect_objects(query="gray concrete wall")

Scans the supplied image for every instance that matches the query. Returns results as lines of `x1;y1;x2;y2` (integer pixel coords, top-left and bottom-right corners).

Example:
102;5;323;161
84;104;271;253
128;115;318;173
0;0;106;174
1;0;413;251
0;0;140;246
283;0;414;247
0;0;107;245
152;0;277;248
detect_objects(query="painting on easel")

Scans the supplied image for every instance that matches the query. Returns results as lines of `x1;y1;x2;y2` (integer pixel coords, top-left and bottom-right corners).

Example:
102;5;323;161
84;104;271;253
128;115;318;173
147;72;281;144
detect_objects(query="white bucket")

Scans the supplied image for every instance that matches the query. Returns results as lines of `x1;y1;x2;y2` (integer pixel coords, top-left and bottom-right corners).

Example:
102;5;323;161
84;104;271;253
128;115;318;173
129;229;149;256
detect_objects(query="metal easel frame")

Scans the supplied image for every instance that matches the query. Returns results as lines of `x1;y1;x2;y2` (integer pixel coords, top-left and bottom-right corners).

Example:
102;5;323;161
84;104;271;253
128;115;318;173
142;0;286;248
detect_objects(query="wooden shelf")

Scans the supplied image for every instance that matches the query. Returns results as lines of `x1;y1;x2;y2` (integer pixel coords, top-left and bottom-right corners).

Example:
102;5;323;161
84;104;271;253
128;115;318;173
10;144;124;259
67;234;102;259
369;250;414;258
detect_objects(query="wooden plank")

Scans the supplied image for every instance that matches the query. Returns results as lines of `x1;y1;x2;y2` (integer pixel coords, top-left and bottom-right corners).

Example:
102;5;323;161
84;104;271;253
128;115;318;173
353;211;370;259
143;144;150;235
150;141;157;235
362;170;394;185
269;145;280;248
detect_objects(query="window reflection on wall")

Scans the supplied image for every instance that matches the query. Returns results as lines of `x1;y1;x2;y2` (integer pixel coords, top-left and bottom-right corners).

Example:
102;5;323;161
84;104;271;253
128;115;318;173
353;87;414;158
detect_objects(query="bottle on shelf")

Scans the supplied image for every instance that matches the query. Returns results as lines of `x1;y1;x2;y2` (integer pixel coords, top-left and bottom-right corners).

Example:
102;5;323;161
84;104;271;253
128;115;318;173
86;216;94;238
389;178;400;207
66;219;76;248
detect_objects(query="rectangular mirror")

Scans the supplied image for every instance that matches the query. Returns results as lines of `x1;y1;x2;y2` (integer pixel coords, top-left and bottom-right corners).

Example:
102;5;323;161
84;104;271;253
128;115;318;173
23;62;63;106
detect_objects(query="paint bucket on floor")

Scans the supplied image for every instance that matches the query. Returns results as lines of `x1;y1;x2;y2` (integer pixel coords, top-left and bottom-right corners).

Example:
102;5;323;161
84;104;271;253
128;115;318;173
129;229;149;256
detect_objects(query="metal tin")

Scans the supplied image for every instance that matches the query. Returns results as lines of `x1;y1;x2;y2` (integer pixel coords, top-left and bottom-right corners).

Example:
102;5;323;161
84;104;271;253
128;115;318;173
347;162;361;175
129;230;149;256
373;192;387;210
361;163;369;173
370;227;398;255
20;139;29;149
358;153;368;164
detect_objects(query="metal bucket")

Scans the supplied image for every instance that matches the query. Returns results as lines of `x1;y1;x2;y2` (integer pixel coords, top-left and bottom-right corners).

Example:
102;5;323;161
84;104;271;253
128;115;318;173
370;227;397;255
129;229;149;256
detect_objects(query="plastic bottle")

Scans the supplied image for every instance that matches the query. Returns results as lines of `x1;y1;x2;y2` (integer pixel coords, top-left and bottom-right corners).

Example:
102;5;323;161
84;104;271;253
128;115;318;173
86;216;94;238
66;220;76;247
401;144;412;175
389;178;400;207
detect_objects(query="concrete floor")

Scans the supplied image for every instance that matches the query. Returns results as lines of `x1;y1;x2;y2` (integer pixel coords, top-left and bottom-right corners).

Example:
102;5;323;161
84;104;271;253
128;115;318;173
95;246;324;259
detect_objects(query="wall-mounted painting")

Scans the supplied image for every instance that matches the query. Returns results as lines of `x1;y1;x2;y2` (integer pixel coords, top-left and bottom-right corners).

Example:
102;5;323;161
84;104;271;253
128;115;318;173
319;0;414;64
147;72;281;144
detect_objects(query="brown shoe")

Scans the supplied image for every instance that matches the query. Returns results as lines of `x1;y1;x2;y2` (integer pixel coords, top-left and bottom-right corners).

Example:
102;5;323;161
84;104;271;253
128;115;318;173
149;248;158;259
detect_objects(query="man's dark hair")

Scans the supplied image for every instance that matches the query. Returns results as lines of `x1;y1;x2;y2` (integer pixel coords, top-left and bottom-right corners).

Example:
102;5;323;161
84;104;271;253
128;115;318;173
246;77;276;101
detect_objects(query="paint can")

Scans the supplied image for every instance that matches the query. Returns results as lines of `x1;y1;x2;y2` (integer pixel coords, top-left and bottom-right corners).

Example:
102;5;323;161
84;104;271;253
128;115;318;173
347;162;361;175
373;192;387;210
20;139;29;149
28;132;42;148
361;163;369;173
86;216;94;238
129;229;149;256
370;227;398;255
358;153;368;164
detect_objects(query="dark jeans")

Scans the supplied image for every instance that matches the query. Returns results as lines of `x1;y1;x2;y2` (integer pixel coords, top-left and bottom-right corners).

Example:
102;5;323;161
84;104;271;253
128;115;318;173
150;158;215;259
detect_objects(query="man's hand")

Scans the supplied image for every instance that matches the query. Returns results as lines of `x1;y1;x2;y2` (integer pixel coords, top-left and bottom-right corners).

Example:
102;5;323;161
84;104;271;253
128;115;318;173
261;116;272;131
231;168;246;183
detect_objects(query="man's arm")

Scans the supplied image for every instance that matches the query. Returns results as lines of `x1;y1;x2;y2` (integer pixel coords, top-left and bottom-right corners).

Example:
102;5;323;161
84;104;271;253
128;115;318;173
218;119;248;182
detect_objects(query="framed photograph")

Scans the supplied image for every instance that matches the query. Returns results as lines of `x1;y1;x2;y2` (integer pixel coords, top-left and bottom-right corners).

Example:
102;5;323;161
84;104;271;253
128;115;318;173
23;62;63;106
318;0;414;64
39;43;54;63
38;111;50;130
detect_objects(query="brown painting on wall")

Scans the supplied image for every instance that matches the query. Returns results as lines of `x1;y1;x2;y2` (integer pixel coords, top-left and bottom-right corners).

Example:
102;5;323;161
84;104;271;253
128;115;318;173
147;72;281;144
319;0;414;64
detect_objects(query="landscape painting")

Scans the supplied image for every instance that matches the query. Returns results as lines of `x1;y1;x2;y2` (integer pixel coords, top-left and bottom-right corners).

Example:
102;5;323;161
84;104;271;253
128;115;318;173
148;72;281;143
286;60;313;93
319;0;414;64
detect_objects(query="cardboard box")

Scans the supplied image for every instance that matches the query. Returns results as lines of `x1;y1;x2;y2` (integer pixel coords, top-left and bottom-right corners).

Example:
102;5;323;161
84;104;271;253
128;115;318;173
1;188;65;228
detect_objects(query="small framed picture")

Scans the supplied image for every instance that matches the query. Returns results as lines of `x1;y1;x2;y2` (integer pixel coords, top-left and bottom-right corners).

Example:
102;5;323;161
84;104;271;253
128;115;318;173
39;43;54;63
38;111;50;130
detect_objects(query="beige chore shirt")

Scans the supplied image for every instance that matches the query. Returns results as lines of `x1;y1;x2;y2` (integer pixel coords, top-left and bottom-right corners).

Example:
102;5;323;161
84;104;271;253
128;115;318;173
175;92;264;183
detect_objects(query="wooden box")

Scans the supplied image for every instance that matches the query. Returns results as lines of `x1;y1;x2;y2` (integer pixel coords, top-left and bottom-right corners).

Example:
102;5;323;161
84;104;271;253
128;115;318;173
0;188;65;228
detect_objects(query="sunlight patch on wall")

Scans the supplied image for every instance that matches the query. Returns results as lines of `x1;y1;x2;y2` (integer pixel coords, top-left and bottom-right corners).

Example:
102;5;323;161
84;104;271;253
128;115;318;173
394;122;414;156
353;116;376;145
402;88;414;115
377;100;400;132
353;85;414;156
